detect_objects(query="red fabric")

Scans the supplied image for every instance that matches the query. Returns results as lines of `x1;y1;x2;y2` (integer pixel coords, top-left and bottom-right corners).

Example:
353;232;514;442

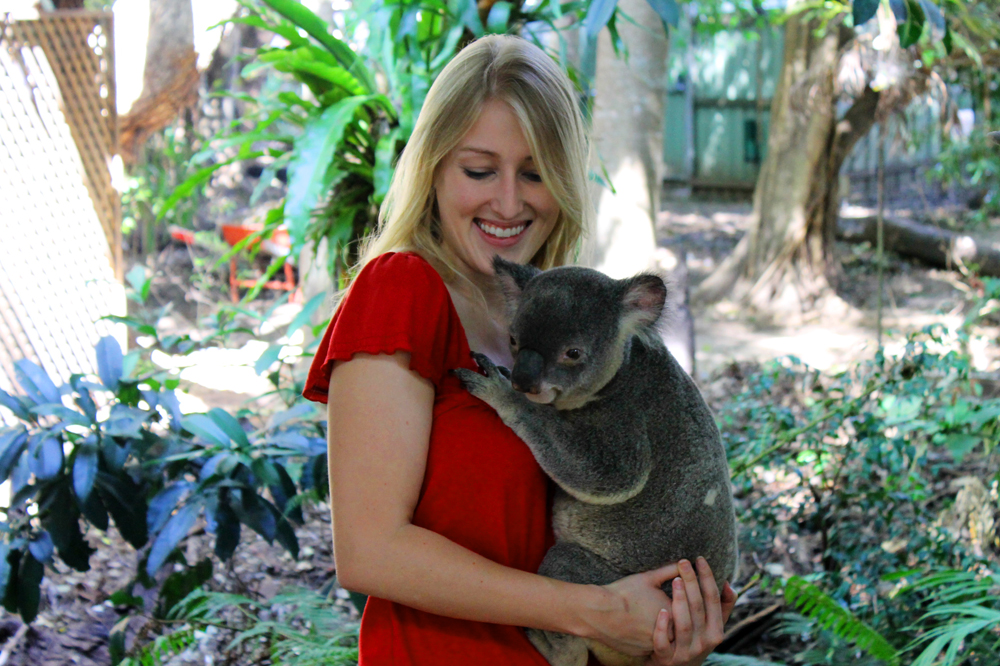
303;252;555;665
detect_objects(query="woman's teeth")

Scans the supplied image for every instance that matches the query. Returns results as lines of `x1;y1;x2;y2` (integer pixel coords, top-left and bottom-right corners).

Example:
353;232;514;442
477;221;526;238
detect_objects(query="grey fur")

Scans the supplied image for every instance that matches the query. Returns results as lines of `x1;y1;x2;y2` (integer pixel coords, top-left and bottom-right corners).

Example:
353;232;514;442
454;257;738;666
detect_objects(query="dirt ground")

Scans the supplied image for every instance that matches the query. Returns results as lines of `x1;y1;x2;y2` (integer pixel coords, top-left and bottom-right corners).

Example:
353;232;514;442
1;198;995;664
656;199;990;379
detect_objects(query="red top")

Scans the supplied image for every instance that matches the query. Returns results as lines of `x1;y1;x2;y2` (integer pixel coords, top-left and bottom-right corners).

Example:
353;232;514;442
303;252;554;665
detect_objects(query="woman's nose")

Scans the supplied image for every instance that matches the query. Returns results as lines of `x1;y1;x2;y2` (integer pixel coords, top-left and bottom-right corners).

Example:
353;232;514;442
491;172;522;219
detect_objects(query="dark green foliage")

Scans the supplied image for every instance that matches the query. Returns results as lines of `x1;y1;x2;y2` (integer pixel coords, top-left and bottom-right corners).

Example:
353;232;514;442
784;576;899;664
0;336;328;624
120;588;359;666
720;289;1000;665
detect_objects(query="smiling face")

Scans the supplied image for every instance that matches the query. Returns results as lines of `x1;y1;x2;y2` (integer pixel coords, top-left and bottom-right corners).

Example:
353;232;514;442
433;98;561;279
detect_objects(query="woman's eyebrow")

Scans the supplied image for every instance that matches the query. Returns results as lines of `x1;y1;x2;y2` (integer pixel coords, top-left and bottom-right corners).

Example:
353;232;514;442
457;147;534;162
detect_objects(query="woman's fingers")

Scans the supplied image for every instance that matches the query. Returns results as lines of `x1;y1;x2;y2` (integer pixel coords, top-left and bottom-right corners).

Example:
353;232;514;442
646;562;681;587
679;560;706;638
721;581;738;625
651;608;674;658
696;557;725;645
671;576;693;648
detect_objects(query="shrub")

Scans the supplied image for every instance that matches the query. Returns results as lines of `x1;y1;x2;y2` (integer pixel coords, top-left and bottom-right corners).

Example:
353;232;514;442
0;336;328;622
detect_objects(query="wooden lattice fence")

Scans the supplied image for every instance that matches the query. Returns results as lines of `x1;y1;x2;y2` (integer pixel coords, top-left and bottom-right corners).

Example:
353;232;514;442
2;10;121;275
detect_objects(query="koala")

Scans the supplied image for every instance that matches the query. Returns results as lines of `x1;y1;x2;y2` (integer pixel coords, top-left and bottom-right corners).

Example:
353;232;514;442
454;257;738;666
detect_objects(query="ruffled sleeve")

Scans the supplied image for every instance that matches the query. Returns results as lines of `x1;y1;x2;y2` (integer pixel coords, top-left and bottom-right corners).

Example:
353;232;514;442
302;252;466;403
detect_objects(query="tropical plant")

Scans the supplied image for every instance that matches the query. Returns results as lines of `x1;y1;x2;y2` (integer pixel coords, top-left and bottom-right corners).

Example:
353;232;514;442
118;587;359;666
0;336;328;623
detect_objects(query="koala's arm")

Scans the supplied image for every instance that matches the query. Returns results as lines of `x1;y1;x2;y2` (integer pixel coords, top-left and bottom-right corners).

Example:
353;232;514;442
504;398;652;505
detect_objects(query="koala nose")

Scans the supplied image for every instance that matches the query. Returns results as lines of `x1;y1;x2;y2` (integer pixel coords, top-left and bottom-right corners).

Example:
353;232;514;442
511;349;544;394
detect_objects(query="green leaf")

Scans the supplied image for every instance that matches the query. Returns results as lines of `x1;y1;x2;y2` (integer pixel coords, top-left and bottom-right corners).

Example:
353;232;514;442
181;414;231;447
286;292;328;339
155;558;212;619
109;616;130;665
2;550;20;614
458;0;485;37
95;336;124;391
260;0;376;91
208;408;250;448
645;0;679;27
147;501;201;577
95;472;148;549
231;489;277;543
15;359;61;406
29;436;63;481
584;0;618;36
254;344;283;376
0;544;11;604
213;498;241;561
853;0;879;26
31;404;90;428
27;531;54;564
285;96;373;252
784;576;899;665
148;483;190;535
156;151;265;221
72;439;98;501
897;0;926;48
0;389;31;421
125;265;151;304
17;552;43;623
486;1;513;32
942;433;980;461
374;127;402;204
0;429;27;480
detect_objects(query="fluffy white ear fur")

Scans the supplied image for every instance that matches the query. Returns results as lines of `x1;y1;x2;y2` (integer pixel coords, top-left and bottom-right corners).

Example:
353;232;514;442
492;256;541;318
620;274;667;337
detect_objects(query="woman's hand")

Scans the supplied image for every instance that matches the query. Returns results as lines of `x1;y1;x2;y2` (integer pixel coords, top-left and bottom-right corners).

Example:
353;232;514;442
591;563;681;655
646;557;737;666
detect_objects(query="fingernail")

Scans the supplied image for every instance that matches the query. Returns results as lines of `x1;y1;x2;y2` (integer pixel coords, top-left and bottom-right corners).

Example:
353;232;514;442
680;559;693;574
673;577;683;589
696;556;707;569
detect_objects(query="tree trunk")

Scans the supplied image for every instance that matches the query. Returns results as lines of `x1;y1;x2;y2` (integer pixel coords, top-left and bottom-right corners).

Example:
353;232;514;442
694;5;847;316
582;0;695;371
118;0;198;164
695;5;933;321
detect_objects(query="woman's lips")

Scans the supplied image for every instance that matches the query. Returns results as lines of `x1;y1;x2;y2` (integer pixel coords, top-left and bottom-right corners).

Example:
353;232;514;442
474;218;532;247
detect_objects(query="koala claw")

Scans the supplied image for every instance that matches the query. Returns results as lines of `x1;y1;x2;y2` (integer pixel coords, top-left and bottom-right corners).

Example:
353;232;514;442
455;353;515;408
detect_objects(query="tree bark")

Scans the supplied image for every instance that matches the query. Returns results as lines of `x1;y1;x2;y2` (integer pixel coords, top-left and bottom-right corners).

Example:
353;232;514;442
838;214;1000;277
694;5;845;315
582;0;695;372
118;0;198;164
695;5;932;320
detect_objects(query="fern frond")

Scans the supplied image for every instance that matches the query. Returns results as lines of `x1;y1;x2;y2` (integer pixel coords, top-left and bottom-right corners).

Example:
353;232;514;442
907;601;1000;666
783;576;900;666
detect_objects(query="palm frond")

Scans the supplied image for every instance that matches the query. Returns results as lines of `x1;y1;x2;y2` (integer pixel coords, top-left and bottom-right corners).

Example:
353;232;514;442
783;576;900;666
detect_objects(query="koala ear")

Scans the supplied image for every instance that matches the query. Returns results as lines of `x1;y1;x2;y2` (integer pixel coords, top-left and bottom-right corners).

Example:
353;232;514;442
492;256;541;302
620;274;667;333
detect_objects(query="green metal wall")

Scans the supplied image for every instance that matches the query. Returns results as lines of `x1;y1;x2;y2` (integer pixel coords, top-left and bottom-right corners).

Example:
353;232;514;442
664;26;784;189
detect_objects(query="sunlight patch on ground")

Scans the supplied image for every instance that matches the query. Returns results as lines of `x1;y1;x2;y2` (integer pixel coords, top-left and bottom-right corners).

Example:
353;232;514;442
152;341;275;397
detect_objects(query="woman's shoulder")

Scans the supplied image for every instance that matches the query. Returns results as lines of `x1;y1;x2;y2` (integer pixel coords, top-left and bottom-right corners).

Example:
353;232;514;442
358;251;444;287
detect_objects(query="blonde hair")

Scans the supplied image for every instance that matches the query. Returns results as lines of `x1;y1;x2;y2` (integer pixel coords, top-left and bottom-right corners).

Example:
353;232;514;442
355;34;591;283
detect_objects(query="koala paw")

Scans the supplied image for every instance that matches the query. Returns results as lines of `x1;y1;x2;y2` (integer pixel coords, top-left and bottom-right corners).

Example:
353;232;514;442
454;353;515;410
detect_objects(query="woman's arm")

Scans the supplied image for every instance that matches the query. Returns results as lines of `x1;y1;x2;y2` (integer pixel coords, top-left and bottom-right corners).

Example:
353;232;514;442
327;351;722;655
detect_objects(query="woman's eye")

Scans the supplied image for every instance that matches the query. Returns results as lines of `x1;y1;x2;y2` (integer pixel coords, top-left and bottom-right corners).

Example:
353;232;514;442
463;168;492;180
565;349;581;360
523;171;542;183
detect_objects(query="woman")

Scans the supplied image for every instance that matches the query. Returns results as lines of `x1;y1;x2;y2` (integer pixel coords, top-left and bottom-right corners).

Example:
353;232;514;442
302;34;737;665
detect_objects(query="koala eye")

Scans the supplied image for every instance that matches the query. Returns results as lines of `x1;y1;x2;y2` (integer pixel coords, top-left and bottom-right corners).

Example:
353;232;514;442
509;335;518;348
564;349;582;361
